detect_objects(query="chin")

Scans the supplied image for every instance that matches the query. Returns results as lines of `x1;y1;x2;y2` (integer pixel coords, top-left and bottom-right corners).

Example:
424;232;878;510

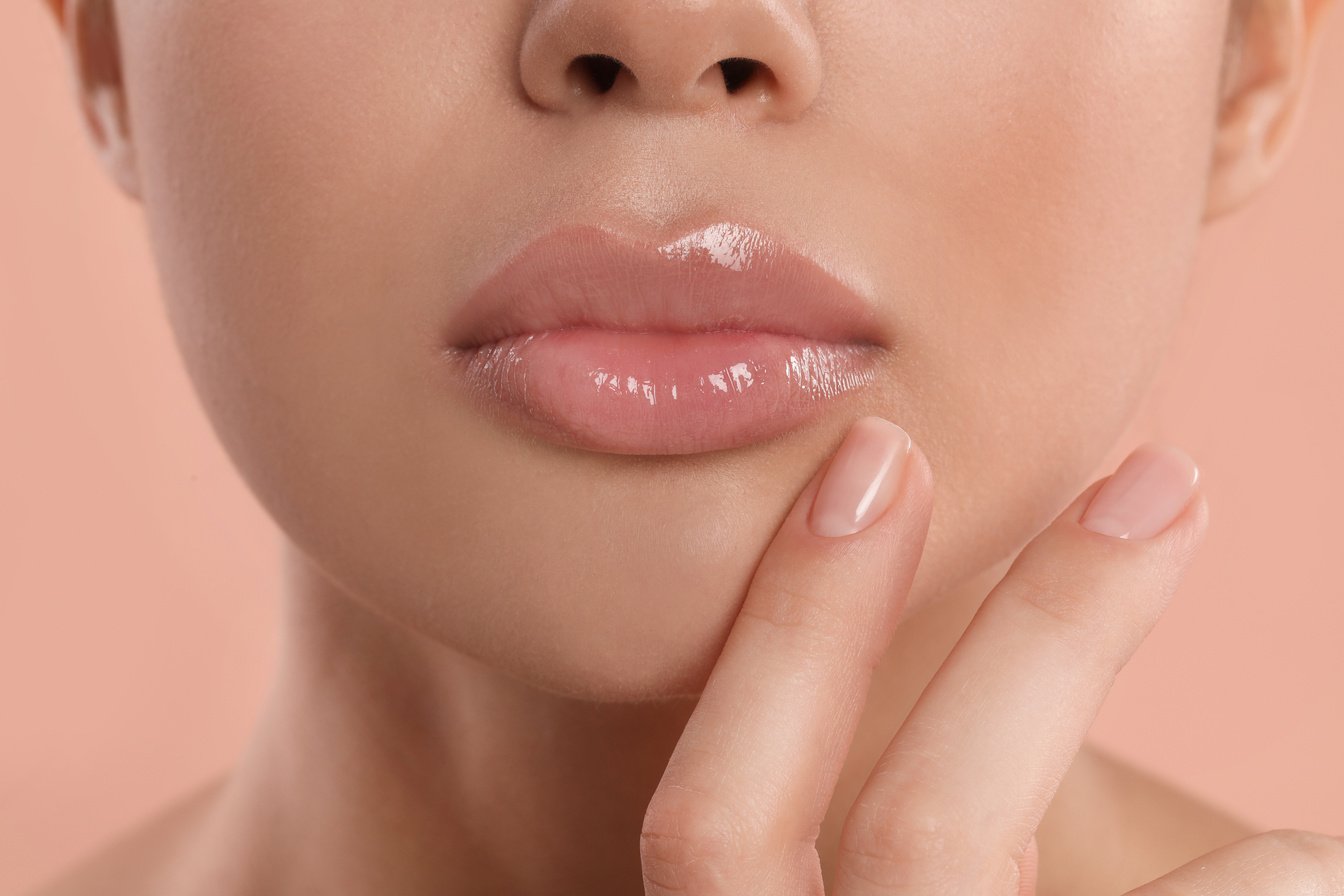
436;557;759;705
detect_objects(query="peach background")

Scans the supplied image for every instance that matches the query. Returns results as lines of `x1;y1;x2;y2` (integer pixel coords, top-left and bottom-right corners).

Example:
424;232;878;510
2;3;1341;892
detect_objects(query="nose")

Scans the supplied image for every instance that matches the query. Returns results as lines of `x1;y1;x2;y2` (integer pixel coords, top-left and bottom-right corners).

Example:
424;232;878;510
518;0;823;122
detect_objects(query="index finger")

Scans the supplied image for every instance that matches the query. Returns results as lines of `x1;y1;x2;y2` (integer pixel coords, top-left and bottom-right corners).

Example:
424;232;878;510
640;416;934;895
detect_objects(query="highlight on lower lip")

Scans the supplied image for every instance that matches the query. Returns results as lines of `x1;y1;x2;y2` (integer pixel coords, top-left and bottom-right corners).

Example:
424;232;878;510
444;328;881;455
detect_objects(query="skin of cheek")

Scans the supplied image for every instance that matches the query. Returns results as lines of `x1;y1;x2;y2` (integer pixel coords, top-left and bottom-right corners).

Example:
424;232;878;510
116;0;1229;701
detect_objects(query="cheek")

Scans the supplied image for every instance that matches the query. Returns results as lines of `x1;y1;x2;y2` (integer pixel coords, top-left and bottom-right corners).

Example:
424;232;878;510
830;3;1229;611
118;0;519;538
120;0;510;382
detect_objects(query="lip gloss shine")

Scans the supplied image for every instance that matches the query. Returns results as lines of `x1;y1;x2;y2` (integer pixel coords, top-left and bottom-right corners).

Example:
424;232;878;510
439;221;889;455
452;329;880;455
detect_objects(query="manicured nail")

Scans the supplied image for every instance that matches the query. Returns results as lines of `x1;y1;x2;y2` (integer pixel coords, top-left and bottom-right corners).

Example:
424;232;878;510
1079;443;1200;540
808;417;912;538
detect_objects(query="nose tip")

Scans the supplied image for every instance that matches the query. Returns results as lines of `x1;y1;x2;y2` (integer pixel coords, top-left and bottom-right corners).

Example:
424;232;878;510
518;0;823;121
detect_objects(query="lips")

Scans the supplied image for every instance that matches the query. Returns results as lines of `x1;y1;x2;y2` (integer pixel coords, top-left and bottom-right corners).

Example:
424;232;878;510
438;222;890;455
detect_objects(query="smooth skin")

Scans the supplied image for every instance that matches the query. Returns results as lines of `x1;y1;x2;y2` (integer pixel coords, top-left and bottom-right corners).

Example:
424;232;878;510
27;0;1342;893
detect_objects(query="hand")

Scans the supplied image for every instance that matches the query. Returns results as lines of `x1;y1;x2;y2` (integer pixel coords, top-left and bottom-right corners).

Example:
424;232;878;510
639;415;1218;894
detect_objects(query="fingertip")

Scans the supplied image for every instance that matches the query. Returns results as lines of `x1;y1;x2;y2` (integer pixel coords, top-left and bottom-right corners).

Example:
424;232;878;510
807;416;913;538
1077;442;1201;541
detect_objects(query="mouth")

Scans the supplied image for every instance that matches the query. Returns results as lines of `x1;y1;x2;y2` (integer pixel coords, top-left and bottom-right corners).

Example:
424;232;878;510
438;221;891;456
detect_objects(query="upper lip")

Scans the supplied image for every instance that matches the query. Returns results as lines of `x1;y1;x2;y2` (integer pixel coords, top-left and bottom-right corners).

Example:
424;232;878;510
444;221;891;351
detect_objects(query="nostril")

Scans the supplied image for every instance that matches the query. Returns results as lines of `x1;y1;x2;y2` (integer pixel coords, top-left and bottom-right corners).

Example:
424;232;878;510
560;53;782;105
569;53;625;94
718;57;767;94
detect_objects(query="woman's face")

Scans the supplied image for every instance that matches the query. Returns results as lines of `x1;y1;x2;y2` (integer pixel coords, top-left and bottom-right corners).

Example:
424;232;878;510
112;0;1235;699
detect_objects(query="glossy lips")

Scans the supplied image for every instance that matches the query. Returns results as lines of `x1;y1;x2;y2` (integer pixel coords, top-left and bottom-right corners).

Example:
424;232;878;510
439;222;889;455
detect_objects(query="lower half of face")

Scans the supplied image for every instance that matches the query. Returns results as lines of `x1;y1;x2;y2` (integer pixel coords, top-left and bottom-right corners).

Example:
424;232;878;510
117;0;1230;700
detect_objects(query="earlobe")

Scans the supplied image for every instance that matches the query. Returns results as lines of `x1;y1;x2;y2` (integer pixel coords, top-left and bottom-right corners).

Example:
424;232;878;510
1203;0;1335;221
49;0;142;202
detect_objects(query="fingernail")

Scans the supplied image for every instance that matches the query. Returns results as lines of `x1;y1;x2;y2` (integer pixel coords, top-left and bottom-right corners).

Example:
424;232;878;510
1079;444;1200;540
808;417;912;538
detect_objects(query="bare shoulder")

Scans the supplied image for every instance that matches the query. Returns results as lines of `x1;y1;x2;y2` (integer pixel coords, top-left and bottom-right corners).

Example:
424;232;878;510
22;774;228;896
1038;741;1262;896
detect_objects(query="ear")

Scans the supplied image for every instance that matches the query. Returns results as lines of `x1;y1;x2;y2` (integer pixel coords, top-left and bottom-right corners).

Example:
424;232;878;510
1205;0;1336;220
43;0;141;201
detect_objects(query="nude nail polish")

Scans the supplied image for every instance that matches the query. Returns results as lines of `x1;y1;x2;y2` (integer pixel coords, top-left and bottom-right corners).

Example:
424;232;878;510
1079;443;1199;540
808;417;912;538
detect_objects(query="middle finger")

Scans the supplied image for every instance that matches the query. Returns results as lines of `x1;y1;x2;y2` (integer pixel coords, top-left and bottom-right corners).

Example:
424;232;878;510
833;443;1207;895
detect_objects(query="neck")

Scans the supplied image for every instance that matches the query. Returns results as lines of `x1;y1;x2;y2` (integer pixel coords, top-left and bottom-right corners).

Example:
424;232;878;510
206;542;1013;894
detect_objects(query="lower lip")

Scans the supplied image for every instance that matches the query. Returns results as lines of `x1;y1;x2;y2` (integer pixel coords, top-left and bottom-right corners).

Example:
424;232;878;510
442;329;883;455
